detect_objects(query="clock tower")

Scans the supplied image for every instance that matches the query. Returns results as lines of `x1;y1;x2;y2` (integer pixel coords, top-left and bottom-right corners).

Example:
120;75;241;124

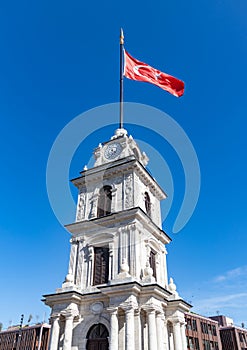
43;127;190;350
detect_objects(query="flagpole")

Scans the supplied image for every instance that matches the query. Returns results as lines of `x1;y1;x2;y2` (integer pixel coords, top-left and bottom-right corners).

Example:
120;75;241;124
119;28;124;129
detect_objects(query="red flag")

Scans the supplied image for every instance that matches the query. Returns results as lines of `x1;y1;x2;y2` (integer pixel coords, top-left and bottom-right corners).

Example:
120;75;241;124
124;50;184;97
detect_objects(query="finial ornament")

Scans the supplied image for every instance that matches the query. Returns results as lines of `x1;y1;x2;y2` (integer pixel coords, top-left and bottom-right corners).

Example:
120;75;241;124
111;128;127;139
168;277;180;299
120;28;124;45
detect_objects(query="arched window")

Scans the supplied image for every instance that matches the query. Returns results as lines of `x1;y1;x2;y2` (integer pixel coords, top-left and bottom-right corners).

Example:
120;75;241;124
93;247;109;285
149;249;157;279
144;192;151;216
97;186;112;218
86;323;109;350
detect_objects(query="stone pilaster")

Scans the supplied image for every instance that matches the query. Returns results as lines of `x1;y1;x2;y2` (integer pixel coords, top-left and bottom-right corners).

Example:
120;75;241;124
75;239;84;286
76;191;86;221
68;239;77;279
129;224;136;277
88;194;97;219
124;173;134;209
87;245;94;287
109;243;114;281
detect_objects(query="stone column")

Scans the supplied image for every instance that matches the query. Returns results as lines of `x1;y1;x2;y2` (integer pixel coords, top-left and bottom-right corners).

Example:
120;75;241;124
108;308;118;350
62;314;74;350
180;322;187;350
156;312;164;349
169;330;174;350
163;319;169;350
173;320;182;350
125;308;135;350
135;310;142;350
48;315;60;350
146;309;157;350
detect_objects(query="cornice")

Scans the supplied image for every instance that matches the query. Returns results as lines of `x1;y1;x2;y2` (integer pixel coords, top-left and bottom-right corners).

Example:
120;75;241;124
167;298;192;312
71;156;166;200
65;207;171;244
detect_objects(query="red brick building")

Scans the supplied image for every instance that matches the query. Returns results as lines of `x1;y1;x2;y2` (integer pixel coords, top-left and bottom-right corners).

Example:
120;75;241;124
210;315;247;350
0;323;50;350
185;312;222;350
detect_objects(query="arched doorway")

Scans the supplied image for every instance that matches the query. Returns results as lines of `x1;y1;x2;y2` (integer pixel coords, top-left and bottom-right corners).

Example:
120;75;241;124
86;323;109;350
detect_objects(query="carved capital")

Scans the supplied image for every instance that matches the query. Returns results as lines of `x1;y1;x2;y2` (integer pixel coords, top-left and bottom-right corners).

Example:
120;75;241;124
107;307;118;315
142;301;161;315
61;309;79;321
121;301;138;312
168;316;184;325
49;313;60;323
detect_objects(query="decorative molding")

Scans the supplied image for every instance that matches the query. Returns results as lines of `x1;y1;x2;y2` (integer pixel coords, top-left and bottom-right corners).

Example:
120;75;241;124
124;173;133;208
76;192;86;221
88;194;98;219
90;302;104;315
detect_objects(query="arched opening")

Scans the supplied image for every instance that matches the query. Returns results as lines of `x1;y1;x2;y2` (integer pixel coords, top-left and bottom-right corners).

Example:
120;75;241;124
144;192;151;216
97;186;112;218
149;249;157;279
93;247;109;285
86;323;109;350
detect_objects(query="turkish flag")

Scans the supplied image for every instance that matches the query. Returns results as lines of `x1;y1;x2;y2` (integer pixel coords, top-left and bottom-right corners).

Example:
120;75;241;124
124;50;184;97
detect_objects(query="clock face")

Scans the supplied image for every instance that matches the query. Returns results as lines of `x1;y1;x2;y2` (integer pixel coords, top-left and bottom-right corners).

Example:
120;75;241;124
104;142;122;160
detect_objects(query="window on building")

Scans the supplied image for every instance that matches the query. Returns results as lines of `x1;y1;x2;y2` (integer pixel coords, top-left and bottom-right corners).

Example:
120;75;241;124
212;325;217;336
186;336;189;347
93;247;109;285
239;332;246;343
192;319;198;331
187;336;200;350
202;339;211;350
149;249;157;279
194;338;200;350
187;319;192;330
144;192;151;216
188;337;194;349
97;186;112;218
201;322;209;334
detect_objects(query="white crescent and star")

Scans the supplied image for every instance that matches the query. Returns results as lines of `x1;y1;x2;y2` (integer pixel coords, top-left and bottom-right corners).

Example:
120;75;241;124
133;65;162;81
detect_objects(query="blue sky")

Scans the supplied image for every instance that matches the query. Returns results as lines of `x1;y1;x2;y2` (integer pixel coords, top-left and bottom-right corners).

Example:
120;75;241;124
1;0;247;329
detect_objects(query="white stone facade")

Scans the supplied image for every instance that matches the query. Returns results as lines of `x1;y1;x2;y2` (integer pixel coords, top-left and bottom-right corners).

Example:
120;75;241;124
43;129;191;350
